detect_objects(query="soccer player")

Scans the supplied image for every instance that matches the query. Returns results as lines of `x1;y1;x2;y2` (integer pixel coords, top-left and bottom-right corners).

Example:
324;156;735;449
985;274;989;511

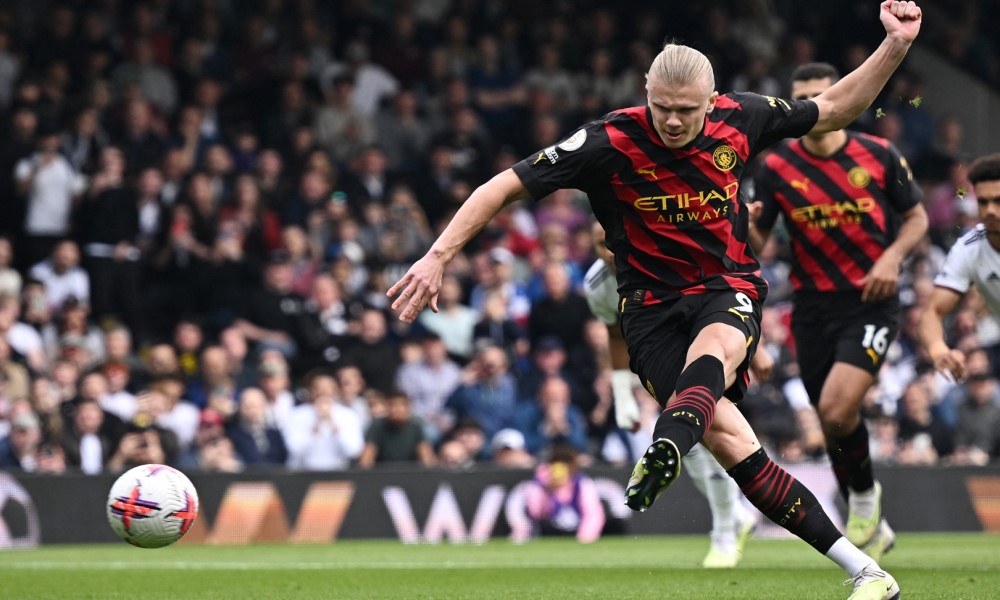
919;153;1000;380
389;3;921;597
748;62;928;561
586;220;757;568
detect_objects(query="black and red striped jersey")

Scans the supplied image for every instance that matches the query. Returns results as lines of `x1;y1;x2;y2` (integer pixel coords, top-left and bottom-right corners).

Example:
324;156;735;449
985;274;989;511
753;131;922;293
512;92;818;306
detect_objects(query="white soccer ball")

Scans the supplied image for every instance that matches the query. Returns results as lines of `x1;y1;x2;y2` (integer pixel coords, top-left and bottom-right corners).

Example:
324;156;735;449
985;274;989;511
106;464;199;548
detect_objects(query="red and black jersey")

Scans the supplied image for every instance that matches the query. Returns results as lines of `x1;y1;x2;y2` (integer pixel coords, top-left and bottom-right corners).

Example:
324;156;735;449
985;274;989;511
754;131;922;293
512;92;818;306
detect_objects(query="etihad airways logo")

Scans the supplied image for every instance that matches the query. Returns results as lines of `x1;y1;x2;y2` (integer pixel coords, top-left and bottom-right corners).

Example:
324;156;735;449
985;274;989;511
790;197;876;229
632;181;738;224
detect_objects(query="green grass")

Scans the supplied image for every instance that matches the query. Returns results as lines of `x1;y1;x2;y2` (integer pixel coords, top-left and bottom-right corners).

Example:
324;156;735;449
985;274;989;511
0;534;998;599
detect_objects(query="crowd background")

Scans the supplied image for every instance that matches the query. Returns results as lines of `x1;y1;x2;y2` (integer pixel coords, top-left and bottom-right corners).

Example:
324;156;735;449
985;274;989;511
1;0;998;476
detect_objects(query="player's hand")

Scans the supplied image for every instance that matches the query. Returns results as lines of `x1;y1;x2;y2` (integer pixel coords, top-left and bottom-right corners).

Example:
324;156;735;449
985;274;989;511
931;345;966;381
387;253;445;323
611;370;641;432
749;347;774;383
746;200;764;226
860;253;900;302
880;0;922;45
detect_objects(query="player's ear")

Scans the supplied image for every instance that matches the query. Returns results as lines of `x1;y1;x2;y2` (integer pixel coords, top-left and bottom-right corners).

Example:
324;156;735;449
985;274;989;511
706;91;718;113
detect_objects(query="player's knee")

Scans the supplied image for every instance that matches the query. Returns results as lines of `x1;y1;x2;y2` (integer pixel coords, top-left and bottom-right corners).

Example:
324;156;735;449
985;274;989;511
817;403;860;435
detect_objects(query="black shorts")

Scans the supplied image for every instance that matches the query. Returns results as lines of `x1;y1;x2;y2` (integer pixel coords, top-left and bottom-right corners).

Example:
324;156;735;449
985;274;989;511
791;291;901;404
619;290;762;407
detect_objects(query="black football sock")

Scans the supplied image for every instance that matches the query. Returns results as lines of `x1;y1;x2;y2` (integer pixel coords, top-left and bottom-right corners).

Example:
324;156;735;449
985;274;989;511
833;421;875;493
652;355;725;456
729;448;842;554
825;438;851;502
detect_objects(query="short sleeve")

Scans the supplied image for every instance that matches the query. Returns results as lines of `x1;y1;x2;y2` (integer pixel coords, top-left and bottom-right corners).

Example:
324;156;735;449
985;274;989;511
512;121;606;200
934;237;975;295
730;92;819;158
884;143;923;212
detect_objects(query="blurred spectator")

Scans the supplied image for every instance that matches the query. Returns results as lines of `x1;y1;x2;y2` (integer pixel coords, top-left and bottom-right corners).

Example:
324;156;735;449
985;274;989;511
185;345;239;411
256;350;295;430
343;309;400;394
896;378;954;464
473;289;527;364
59;396;114;474
446;345;519;441
0;401;65;473
490;428;537;468
29;239;89;312
335;364;373;430
233;251;310;360
111;36;178;116
150;372;200;452
0;336;29;403
417;274;478;362
442;416;488;463
358;391;435;468
313;74;373;165
395;332;462;443
226;387;288;469
470;247;532;327
0;293;47;373
523;445;605;543
78;146;143;337
515;376;589;457
283;372;364;471
105;392;180;473
15;126;85;268
188;410;244;473
61;106;110;176
950;349;1000;465
321;40;399;117
0;237;21;297
41;299;104;370
375;89;431;174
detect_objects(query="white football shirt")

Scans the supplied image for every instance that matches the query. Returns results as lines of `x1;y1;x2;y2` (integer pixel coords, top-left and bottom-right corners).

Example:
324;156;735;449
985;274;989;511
934;224;1000;316
583;259;619;326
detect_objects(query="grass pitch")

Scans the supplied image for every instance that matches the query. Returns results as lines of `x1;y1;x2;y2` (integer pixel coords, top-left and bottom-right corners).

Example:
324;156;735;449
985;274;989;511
0;533;997;599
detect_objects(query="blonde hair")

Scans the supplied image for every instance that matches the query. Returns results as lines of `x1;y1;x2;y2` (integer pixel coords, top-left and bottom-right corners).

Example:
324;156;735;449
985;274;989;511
646;44;715;94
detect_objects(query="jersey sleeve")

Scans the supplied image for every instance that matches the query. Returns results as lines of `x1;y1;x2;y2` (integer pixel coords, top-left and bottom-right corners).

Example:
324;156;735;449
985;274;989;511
884;143;923;212
511;120;606;200
731;92;819;159
933;236;976;294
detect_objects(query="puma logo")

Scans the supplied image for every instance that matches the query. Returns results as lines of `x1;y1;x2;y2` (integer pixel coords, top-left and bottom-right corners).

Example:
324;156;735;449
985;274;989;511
790;178;811;193
637;166;656;179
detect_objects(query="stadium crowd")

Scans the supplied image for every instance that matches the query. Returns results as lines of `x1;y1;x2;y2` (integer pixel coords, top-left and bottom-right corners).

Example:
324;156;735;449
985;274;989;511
0;0;998;475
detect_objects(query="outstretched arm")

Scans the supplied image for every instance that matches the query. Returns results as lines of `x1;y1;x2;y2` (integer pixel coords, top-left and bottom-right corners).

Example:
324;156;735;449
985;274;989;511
388;169;529;322
918;286;966;380
810;1;922;134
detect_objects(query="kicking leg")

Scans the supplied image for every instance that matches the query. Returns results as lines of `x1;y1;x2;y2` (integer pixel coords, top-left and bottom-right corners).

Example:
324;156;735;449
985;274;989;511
625;323;747;512
703;400;898;598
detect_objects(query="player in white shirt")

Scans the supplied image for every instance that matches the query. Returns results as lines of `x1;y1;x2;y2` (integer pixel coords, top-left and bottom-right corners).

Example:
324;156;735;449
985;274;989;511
920;153;1000;379
584;221;757;568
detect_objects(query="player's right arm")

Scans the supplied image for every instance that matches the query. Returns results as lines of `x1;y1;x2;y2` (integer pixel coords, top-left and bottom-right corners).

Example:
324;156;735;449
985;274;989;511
810;1;922;134
388;169;529;323
918;286;966;380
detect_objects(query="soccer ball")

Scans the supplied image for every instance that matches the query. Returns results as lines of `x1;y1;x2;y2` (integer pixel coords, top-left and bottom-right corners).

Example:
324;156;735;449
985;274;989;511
106;464;199;548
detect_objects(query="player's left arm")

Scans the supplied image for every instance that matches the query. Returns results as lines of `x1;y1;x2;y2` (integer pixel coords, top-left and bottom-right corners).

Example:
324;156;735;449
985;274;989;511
861;142;928;302
810;1;922;134
860;202;928;302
